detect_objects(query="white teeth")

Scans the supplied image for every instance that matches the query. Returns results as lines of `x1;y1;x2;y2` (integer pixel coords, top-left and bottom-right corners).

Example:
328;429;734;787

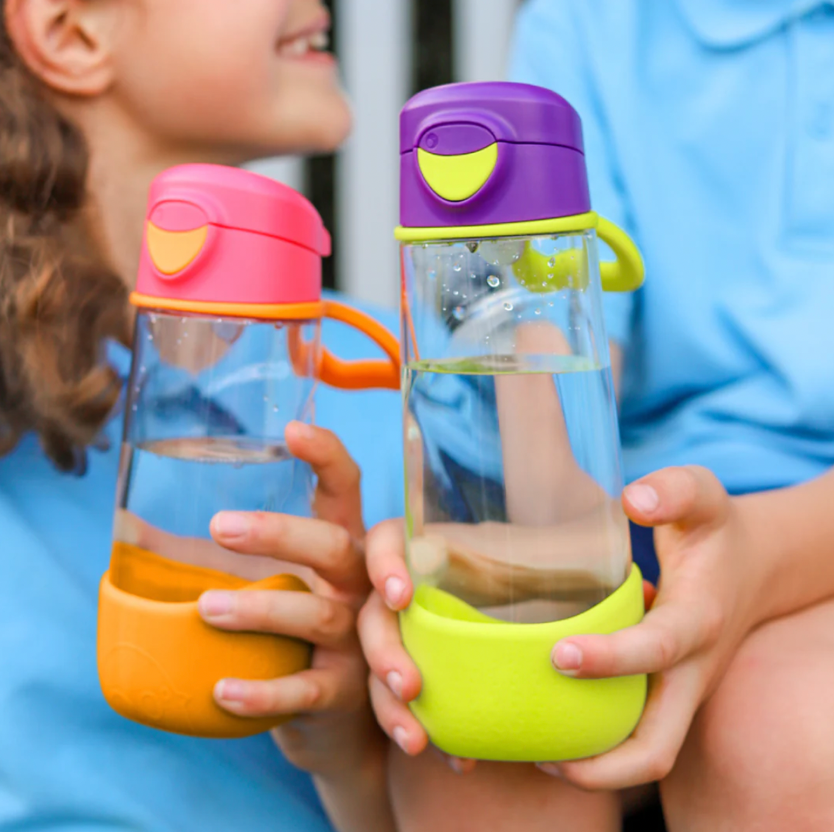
281;37;309;57
309;31;329;51
279;30;329;57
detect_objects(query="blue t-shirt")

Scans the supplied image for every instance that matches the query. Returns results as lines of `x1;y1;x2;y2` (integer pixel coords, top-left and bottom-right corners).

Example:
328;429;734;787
509;0;834;493
0;296;403;830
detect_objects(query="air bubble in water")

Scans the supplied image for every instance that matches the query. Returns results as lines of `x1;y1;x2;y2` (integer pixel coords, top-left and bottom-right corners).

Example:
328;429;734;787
487;275;500;288
452;305;465;321
503;301;514;312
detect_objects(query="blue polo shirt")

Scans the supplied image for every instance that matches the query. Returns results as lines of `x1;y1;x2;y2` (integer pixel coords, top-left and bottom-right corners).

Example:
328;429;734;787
0;297;403;830
509;0;834;494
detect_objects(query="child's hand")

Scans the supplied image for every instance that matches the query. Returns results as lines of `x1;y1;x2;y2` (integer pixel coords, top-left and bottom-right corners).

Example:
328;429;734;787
197;422;381;778
541;466;762;790
357;517;657;762
357;518;431;758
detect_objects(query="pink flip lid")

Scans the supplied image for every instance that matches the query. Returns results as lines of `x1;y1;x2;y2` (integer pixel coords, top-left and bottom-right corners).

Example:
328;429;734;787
135;164;331;309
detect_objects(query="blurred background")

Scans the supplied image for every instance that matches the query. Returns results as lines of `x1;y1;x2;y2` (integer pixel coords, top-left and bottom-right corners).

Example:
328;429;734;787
250;0;520;309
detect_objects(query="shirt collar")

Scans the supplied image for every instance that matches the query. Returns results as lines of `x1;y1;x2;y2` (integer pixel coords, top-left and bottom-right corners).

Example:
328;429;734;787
674;0;833;47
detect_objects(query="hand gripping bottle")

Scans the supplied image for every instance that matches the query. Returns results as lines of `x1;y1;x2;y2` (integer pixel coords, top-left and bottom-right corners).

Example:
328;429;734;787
397;82;646;761
98;164;399;739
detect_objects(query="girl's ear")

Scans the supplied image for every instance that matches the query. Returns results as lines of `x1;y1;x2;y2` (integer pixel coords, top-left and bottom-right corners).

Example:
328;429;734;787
5;0;120;96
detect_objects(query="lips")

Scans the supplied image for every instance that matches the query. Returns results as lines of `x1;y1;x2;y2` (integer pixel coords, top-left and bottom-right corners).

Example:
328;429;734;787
277;12;331;59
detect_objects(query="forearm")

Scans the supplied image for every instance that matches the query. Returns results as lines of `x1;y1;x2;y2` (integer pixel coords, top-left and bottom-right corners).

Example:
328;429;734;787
313;725;397;832
738;466;834;623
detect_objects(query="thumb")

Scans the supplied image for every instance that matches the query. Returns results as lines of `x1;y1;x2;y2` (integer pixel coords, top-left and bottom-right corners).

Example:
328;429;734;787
624;465;729;531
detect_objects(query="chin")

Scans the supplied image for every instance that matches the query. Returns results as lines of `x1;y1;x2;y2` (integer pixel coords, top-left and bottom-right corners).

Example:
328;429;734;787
266;85;353;155
309;104;352;153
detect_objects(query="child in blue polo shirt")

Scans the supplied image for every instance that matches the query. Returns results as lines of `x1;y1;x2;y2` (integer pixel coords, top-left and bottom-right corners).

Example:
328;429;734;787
360;2;834;829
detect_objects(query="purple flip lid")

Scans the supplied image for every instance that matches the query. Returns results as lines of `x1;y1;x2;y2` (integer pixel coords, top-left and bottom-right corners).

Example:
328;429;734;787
399;81;591;229
400;81;585;156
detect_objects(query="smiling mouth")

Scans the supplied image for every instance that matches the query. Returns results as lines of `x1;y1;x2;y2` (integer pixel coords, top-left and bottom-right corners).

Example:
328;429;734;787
277;15;332;58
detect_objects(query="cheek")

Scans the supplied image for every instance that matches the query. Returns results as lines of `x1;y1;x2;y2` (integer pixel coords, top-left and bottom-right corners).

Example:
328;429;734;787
116;37;275;140
113;1;281;134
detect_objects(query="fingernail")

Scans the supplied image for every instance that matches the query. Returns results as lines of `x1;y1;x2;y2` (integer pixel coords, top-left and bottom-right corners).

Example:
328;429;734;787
199;591;235;618
627;483;659;515
553;641;583;674
387;671;403;699
537;763;564;779
385;576;406;608
392;726;409;754
290;421;315;440
216;679;247;703
213;512;250;540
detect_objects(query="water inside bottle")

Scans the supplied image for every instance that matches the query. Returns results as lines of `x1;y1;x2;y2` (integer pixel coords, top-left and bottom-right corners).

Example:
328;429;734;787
404;354;630;623
114;436;313;584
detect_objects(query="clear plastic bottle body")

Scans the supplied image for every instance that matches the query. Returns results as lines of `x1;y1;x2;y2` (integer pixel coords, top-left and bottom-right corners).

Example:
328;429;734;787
401;231;631;623
114;310;319;588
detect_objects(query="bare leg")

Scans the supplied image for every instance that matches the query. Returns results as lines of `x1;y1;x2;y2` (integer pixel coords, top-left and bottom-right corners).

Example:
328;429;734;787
389;746;620;832
662;598;834;831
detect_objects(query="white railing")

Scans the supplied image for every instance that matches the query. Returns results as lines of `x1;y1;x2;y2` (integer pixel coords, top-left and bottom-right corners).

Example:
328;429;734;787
252;0;519;310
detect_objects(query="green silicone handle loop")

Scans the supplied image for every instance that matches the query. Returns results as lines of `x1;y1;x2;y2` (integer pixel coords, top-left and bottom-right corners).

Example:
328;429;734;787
596;216;644;293
509;214;645;295
400;565;647;762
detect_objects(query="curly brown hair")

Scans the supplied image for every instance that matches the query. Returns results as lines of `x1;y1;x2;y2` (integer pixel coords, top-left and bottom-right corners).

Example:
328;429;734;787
0;15;129;473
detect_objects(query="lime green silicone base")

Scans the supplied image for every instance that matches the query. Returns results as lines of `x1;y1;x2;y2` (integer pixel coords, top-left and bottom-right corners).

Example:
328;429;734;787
400;565;647;762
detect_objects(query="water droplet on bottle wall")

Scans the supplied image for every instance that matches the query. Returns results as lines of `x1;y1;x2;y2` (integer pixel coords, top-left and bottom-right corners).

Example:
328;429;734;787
548;257;556;268
273;405;279;414
487;275;500;289
503;301;514;312
452;305;465;321
469;271;478;280
465;241;479;253
534;308;542;316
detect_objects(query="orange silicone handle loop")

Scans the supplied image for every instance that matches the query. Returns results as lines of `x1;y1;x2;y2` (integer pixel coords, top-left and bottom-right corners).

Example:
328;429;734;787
318;300;401;390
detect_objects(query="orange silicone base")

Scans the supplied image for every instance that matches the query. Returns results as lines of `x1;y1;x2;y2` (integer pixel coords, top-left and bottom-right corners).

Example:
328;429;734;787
97;542;312;738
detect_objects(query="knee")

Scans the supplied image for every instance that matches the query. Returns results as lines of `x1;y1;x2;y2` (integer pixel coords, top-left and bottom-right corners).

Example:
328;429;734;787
665;613;834;829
